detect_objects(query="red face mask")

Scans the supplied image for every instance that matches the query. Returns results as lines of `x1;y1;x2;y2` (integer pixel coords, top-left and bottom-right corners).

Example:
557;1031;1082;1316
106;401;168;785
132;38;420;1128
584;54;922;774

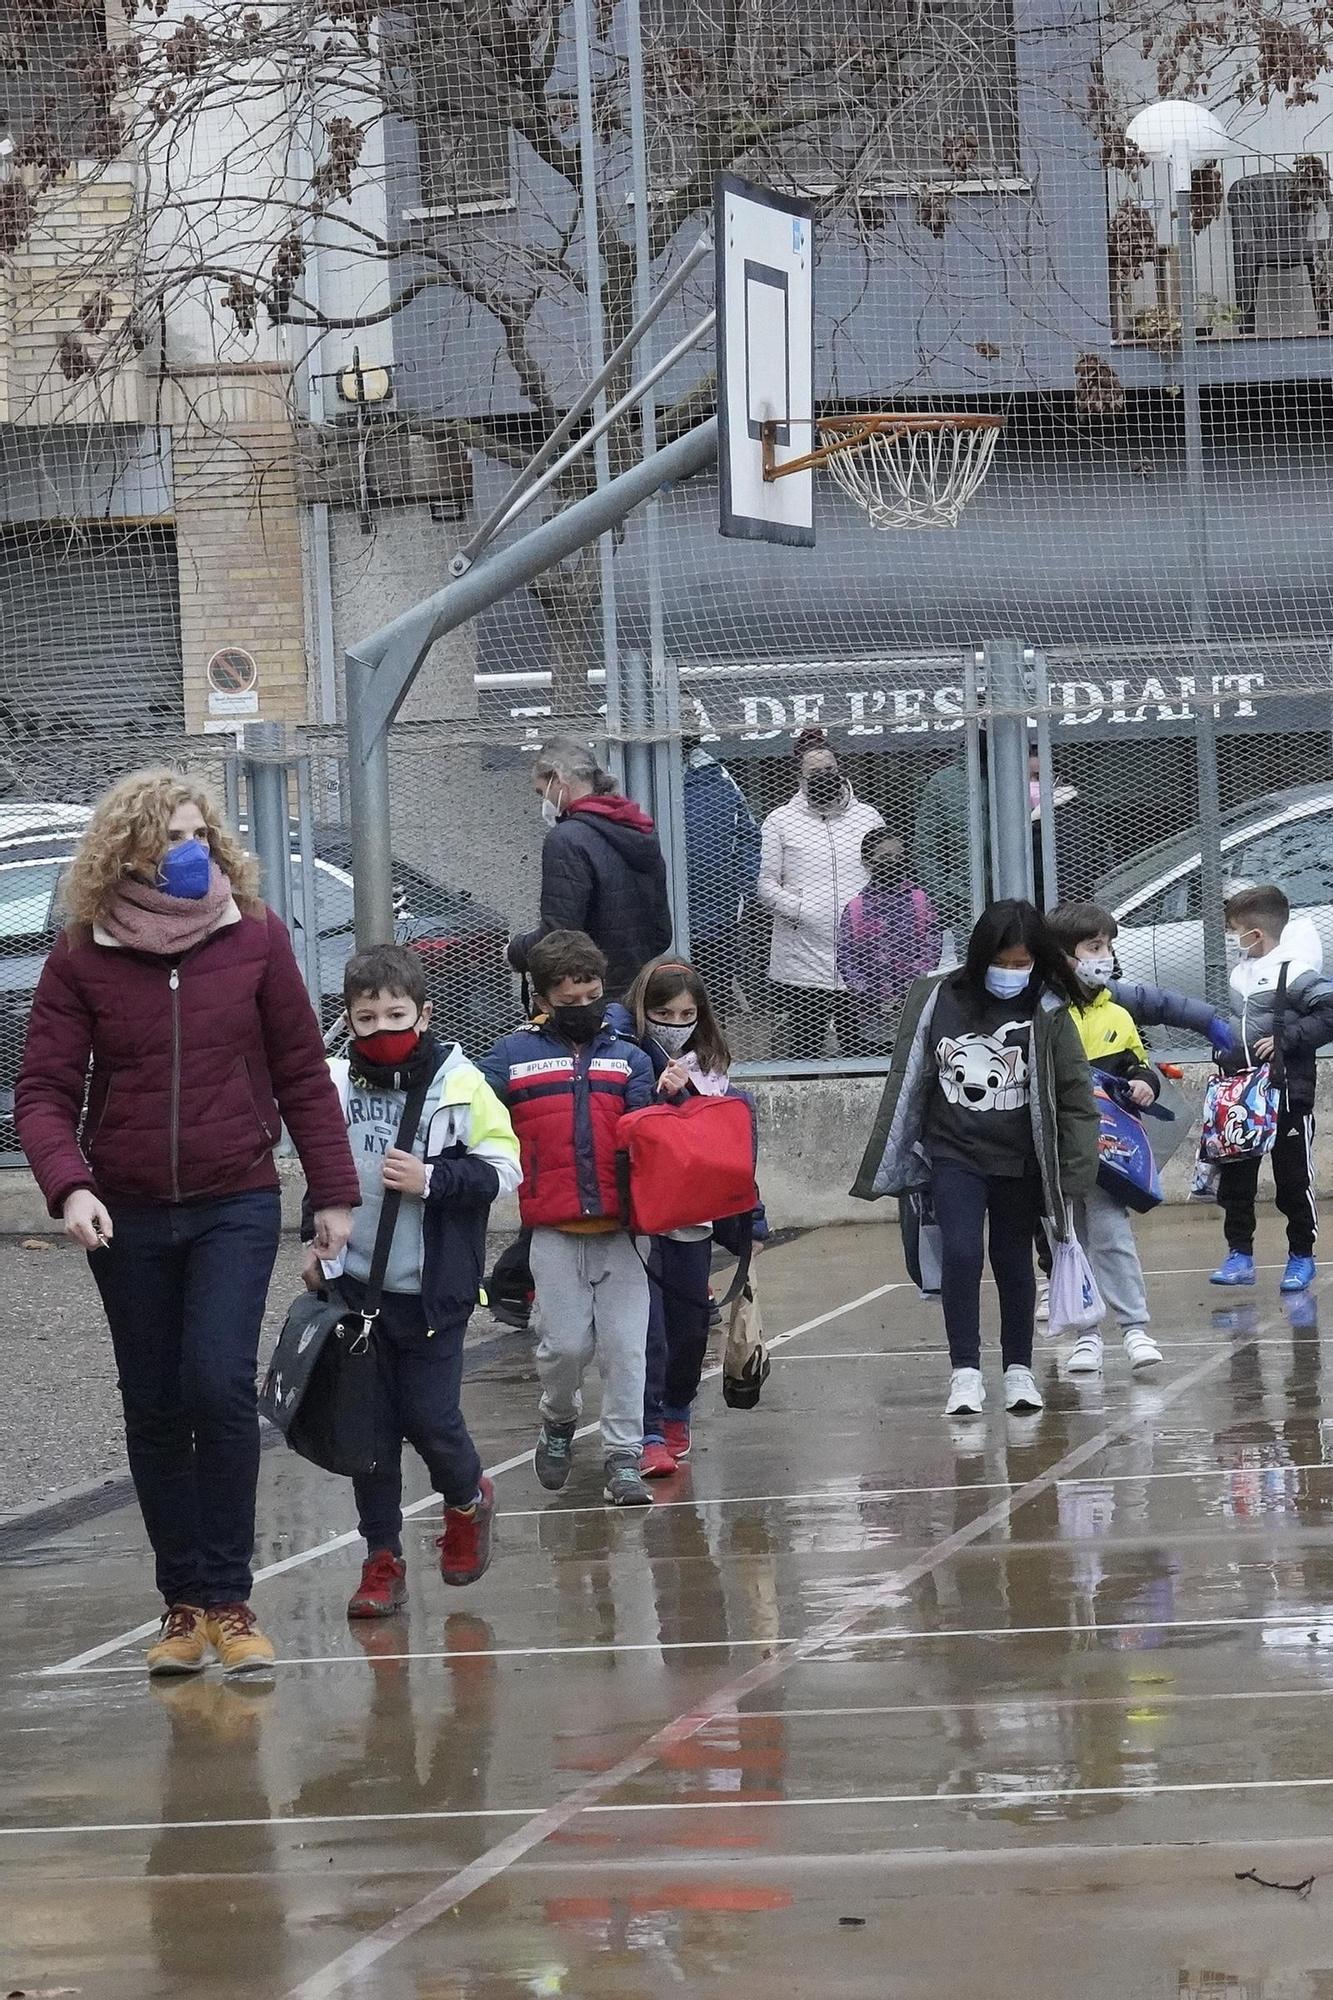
352;1026;421;1068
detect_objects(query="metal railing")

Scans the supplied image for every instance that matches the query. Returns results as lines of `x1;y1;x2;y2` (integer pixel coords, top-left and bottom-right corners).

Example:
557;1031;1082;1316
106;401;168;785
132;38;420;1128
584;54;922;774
1108;151;1333;345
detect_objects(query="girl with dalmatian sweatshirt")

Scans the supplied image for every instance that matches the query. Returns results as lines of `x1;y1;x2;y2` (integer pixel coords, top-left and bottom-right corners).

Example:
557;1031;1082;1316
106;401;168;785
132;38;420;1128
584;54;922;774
852;899;1099;1419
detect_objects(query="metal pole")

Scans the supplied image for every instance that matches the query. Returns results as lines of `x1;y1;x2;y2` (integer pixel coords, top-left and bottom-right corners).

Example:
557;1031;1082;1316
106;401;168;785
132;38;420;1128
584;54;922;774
652;644;688;956
294;751;322;1009
963;651;988;924
222;751;241;835
628;0;687;956
484;316;715;546
621;645;653;811
344;419;718;950
449;238;711;577
353;418;720;750
1176;185;1228;1008
572;0;620;738
986;640;1034;902
1032;649;1059;910
243;721;292;930
345;647;395;946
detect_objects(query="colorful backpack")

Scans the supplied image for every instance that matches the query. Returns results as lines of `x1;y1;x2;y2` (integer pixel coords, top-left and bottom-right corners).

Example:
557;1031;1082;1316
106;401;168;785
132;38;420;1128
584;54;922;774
1199;1066;1280;1163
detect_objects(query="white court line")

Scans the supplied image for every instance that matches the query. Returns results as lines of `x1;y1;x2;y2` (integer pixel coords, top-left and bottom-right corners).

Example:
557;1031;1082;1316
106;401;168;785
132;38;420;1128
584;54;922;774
779;1339;1329;1360
40;1281;906;1677
494;1461;1333;1520
279;1285;1306;2000
14;1771;1333;1843
725;1687;1333;1720
42;1608;1333;1680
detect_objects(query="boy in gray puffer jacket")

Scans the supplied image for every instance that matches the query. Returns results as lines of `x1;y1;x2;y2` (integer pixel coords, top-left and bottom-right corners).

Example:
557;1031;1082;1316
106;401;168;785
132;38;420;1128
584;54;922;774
1210;883;1333;1294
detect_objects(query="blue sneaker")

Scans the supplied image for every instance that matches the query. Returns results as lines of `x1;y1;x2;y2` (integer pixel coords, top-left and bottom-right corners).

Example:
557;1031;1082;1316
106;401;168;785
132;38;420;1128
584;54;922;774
1281;1254;1316;1294
1210;1251;1256;1287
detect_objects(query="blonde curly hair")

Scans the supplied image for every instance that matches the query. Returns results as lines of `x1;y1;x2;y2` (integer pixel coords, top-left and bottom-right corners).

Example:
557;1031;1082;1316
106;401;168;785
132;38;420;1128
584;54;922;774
62;769;260;928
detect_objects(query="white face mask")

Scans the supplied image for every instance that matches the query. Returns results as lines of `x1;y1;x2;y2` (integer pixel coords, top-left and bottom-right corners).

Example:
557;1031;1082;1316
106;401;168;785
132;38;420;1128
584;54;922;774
985;964;1031;1000
540;778;565;829
1226;929;1259;967
1077;954;1116;991
649;1019;695;1058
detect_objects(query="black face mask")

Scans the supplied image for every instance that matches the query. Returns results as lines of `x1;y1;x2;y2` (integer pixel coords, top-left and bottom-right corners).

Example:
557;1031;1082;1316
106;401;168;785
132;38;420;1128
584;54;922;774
871;856;906;888
551;1001;604;1044
806;768;842;809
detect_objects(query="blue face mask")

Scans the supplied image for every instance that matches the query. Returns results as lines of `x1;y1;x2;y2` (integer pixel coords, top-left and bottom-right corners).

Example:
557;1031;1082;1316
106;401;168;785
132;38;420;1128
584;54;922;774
157;838;212;901
985;963;1032;1001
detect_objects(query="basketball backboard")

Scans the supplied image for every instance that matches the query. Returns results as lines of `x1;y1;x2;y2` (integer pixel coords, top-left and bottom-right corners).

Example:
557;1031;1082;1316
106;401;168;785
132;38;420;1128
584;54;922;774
715;173;815;546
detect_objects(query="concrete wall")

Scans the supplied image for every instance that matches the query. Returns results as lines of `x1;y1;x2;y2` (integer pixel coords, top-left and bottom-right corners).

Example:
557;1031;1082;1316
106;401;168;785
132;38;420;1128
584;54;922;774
4;1063;1329;1236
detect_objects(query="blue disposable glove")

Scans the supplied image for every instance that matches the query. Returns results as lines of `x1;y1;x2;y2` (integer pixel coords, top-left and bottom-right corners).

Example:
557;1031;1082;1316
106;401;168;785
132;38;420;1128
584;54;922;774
1209;1015;1241;1058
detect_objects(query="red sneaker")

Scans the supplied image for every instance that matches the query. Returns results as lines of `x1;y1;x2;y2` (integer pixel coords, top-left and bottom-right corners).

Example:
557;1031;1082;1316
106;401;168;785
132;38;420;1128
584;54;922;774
438;1477;495;1587
663;1418;692;1461
348;1550;407;1619
640;1440;678;1479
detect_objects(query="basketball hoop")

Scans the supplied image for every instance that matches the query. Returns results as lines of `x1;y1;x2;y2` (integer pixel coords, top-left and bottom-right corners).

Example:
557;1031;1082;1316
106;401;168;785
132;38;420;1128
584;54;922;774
761;413;1003;530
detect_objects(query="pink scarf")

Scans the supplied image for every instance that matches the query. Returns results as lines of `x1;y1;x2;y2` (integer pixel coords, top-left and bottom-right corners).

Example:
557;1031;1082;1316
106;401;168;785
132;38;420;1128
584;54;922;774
100;863;237;956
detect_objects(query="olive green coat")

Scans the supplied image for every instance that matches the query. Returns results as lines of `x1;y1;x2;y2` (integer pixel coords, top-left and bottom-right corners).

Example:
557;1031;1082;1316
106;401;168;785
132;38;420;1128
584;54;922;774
850;971;1100;1240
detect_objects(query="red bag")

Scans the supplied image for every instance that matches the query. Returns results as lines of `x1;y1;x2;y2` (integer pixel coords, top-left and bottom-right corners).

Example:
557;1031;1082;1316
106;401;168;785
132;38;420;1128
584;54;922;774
617;1094;759;1237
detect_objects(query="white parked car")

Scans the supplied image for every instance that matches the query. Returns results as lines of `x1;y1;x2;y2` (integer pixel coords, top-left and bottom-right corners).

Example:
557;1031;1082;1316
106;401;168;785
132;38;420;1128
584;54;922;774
1095;783;1333;1003
0;801;91;843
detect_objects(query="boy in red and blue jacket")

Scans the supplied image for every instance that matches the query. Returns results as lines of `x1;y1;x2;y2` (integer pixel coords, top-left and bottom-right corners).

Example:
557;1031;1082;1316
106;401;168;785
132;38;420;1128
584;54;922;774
480;930;657;1507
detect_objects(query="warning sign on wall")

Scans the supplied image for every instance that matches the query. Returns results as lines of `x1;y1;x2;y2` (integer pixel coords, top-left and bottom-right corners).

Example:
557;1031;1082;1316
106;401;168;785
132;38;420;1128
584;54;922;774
207;647;259;716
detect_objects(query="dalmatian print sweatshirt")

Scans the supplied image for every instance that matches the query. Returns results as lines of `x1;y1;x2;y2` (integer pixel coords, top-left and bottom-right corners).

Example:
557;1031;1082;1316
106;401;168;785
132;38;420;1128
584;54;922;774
923;980;1038;1179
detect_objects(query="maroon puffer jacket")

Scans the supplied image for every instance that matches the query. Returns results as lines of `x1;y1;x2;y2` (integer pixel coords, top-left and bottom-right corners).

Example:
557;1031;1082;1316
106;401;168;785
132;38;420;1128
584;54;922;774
16;906;359;1218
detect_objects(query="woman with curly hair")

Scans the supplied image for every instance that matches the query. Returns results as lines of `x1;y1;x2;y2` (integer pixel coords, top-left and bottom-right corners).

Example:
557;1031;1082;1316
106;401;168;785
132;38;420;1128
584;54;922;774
17;770;358;1677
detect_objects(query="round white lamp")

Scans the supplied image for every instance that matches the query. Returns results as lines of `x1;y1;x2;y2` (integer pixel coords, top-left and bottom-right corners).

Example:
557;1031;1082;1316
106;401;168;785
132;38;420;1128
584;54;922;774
1125;99;1234;192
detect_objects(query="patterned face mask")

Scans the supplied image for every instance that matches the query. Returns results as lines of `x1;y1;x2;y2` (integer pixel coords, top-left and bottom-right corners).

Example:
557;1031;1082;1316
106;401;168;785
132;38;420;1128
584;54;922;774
649;1019;695;1058
1076;955;1115;991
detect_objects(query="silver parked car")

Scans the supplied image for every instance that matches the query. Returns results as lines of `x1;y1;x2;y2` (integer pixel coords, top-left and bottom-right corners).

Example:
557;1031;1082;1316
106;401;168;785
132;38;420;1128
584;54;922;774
1094;782;1333;1002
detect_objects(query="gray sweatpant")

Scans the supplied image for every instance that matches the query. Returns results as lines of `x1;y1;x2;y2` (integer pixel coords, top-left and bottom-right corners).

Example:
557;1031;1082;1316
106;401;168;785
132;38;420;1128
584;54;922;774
530;1227;650;1458
1072;1185;1150;1330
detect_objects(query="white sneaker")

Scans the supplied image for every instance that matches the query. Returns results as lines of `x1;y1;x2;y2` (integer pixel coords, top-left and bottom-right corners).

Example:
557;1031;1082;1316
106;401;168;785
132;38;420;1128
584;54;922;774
1067;1332;1105;1374
1123;1328;1163;1371
945;1367;985;1416
1036;1280;1051;1324
1004;1365;1044;1412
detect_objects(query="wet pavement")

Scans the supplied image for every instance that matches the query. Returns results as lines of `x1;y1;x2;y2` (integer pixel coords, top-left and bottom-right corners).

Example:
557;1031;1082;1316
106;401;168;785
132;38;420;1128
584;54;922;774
7;1210;1333;1998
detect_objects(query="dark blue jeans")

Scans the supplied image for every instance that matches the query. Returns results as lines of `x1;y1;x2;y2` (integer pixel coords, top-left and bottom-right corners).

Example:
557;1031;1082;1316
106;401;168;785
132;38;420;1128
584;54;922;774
643;1237;714;1440
90;1190;281;1609
339;1278;482;1555
931;1158;1042;1372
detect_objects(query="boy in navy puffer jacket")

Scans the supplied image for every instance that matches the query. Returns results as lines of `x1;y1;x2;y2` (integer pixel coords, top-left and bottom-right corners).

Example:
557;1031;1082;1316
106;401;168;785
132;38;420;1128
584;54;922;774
481;930;656;1507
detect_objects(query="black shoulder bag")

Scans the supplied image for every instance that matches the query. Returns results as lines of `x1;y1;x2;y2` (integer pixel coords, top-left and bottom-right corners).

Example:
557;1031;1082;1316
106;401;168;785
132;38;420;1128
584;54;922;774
260;1071;432;1477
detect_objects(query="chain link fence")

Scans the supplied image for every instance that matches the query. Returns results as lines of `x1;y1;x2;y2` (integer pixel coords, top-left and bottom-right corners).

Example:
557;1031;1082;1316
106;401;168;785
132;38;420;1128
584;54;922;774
6;0;1333;1166
3;642;1332;1177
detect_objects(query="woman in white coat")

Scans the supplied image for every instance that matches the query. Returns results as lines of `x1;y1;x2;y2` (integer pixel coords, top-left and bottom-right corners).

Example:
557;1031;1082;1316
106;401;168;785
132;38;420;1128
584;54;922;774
757;731;885;1058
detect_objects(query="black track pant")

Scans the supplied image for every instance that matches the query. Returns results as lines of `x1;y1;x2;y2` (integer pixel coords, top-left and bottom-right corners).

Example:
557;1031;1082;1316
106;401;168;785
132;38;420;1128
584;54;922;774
1218;1112;1317;1258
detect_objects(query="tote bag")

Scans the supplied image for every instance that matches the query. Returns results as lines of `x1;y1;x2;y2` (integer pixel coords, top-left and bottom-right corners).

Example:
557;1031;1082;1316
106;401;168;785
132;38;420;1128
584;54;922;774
722;1277;771;1409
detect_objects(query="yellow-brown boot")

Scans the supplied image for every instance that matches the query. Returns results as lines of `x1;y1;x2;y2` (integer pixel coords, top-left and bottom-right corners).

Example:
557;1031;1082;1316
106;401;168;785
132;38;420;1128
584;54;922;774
146;1604;209;1677
202;1602;276;1675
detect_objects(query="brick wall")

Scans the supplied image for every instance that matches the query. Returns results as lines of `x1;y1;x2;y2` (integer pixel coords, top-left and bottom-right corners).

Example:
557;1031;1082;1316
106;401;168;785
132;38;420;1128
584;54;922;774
0;164;146;428
164;370;310;735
